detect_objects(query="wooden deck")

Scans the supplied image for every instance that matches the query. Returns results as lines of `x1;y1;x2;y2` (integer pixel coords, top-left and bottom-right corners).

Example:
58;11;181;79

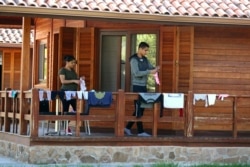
1;89;250;147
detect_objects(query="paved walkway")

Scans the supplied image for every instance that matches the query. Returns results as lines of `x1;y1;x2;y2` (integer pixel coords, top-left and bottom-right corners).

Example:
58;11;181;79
0;155;156;167
0;155;31;166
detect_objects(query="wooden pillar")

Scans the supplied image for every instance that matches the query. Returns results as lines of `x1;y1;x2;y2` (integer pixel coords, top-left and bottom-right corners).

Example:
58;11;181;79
30;89;39;137
186;90;193;137
116;89;125;137
19;17;31;135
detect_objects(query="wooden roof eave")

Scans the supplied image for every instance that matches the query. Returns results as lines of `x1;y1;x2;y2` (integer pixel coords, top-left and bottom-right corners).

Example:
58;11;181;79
0;6;250;26
0;43;33;48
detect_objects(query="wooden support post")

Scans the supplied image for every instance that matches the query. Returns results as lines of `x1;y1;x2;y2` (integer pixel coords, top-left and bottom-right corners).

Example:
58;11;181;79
233;96;237;138
76;99;82;137
186;90;193;137
116;89;125;137
30;89;39;137
152;103;158;137
4;89;11;132
19;17;31;135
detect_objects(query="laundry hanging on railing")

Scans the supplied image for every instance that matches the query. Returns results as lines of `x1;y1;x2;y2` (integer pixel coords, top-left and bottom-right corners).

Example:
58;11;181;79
77;90;88;100
64;91;77;101
9;90;18;98
51;91;65;101
84;91;112;115
163;93;184;109
193;94;221;107
39;90;52;101
136;93;163;118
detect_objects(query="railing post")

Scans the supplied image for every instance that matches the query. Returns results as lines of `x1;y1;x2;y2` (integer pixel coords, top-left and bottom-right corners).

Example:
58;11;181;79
233;96;237;138
76;99;82;137
186;90;193;137
30;88;39;137
152;103;158;137
116;89;125;137
4;88;11;132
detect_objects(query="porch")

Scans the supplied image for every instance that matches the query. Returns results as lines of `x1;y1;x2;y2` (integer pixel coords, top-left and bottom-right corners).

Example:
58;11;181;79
1;89;250;147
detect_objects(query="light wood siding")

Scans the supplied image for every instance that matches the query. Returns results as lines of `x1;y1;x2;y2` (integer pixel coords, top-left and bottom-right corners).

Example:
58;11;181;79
35;18;51;39
59;27;76;61
160;26;176;92
76;28;96;90
193;26;250;95
178;26;193;93
2;49;21;90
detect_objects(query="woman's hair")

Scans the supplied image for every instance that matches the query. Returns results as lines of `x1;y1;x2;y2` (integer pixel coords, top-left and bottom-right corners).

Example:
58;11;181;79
64;55;76;62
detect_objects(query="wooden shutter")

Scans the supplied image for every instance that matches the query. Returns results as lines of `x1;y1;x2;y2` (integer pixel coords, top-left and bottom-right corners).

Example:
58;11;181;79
2;49;21;90
58;27;76;89
159;26;177;92
76;28;96;90
58;27;76;70
178;26;193;93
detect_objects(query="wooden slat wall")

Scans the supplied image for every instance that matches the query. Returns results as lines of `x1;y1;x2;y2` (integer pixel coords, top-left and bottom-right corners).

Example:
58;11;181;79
193;26;250;95
159;26;176;93
193;97;234;131
178;26;193;93
235;97;250;131
76;28;96;90
35;18;51;39
2;49;21;90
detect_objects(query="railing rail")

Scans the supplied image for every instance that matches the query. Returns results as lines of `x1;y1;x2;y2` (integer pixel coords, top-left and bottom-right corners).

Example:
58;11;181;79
1;89;250;139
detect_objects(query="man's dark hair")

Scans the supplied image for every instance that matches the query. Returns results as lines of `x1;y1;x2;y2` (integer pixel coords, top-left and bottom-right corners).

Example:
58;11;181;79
138;42;149;49
64;55;75;62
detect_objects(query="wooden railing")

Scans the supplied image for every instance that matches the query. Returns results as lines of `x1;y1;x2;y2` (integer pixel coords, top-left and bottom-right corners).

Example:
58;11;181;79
1;89;250;139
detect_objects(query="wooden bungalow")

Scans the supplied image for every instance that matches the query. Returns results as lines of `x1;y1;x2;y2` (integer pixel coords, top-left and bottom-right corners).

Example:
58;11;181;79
1;0;250;148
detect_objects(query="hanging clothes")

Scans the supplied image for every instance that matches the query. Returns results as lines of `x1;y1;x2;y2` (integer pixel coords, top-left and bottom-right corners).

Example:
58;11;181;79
84;91;112;115
136;93;163;118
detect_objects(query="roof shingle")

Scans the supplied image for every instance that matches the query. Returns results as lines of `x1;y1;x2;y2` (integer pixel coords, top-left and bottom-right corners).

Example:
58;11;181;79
0;0;250;19
0;28;34;44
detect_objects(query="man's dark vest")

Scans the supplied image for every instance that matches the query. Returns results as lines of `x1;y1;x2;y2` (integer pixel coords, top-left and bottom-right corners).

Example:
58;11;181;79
130;54;149;71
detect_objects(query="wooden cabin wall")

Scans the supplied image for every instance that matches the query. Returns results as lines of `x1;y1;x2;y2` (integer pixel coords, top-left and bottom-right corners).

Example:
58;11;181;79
1;48;21;90
193;26;250;132
193;26;250;95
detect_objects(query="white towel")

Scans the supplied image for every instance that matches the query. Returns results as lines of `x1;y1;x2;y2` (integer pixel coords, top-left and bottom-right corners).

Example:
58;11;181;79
83;91;88;100
65;91;76;101
207;94;216;106
77;91;83;99
193;94;208;107
39;90;44;101
163;93;184;109
46;91;51;101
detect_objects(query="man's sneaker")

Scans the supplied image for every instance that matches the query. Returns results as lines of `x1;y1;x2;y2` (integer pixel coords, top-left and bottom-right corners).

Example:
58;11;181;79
124;128;133;136
66;127;72;136
138;132;151;137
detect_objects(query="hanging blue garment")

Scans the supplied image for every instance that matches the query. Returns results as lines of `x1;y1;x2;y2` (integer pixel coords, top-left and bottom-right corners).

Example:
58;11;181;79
83;91;112;115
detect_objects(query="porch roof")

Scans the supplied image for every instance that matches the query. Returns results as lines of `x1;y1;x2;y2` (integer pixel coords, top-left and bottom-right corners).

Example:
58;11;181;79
0;0;250;26
0;28;34;45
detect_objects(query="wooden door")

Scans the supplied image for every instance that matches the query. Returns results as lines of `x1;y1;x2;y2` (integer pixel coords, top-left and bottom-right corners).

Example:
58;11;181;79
2;49;21;90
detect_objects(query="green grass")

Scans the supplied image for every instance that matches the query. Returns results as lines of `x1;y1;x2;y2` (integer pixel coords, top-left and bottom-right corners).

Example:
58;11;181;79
1;163;250;167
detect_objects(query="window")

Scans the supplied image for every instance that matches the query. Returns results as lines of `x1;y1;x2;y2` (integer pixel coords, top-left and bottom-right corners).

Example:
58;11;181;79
38;39;47;83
